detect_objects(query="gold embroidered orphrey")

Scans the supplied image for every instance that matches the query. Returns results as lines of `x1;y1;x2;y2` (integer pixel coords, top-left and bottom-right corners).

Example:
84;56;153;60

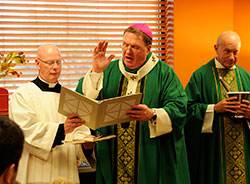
116;77;142;184
218;69;246;184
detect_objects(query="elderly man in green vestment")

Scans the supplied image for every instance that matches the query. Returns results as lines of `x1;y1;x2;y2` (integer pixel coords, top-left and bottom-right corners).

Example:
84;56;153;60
185;30;250;184
76;24;190;184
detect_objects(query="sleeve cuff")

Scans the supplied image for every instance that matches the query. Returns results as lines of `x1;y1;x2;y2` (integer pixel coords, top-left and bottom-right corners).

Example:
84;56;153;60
82;69;103;99
148;108;172;138
201;104;214;133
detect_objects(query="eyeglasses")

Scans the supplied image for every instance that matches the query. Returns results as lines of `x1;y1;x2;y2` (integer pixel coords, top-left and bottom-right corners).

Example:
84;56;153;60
121;42;145;52
38;58;63;66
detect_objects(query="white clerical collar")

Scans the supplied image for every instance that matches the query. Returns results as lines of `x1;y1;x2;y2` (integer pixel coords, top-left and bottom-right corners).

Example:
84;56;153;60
38;76;58;88
119;53;159;81
214;57;236;69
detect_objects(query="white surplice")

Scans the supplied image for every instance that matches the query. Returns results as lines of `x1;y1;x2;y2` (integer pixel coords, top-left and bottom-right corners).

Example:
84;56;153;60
9;81;91;184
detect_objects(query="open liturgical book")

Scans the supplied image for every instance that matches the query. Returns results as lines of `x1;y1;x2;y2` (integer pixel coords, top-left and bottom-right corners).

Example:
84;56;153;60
58;86;142;130
63;135;117;144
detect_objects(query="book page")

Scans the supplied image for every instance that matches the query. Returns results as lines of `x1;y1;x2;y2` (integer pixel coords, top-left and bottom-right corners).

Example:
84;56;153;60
58;86;142;130
96;95;142;128
58;86;99;125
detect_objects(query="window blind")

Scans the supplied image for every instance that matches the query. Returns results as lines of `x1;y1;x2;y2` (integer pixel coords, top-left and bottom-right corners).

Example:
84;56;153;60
0;0;174;94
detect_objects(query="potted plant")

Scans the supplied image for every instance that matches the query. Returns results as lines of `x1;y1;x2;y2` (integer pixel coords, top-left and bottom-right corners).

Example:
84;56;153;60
0;51;28;115
0;51;28;78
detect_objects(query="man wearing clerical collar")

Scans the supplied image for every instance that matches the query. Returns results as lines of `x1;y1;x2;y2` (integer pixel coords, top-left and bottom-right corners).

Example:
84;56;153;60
76;24;190;184
9;44;95;184
36;43;62;84
185;31;250;184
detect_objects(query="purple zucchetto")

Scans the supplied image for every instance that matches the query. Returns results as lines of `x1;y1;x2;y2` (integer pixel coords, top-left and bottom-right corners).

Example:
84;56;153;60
129;23;153;39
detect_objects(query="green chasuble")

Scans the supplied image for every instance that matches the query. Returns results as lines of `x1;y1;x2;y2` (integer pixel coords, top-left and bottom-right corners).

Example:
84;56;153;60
185;58;250;184
76;52;190;184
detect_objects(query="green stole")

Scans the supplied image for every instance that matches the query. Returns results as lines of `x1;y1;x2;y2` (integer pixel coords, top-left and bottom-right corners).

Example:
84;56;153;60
215;68;247;184
115;53;153;184
115;75;145;184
